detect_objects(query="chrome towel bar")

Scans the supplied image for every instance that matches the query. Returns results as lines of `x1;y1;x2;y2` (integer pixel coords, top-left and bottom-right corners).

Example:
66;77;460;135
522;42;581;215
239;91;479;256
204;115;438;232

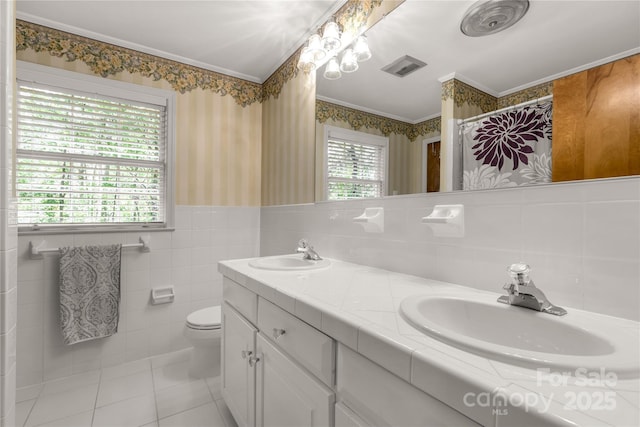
29;236;150;260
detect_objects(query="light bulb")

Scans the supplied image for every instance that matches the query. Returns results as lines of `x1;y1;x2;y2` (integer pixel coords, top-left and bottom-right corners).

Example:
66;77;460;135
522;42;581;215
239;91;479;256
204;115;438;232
339;48;359;73
353;35;372;62
297;47;316;73
307;34;326;62
321;21;341;52
323;57;341;80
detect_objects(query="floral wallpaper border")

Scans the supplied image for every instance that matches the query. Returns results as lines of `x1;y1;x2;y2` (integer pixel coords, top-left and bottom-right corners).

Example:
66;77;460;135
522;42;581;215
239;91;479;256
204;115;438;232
16;20;263;107
413;116;441;138
441;79;497;113
263;0;384;101
497;82;553;109
442;78;554;113
316;99;440;141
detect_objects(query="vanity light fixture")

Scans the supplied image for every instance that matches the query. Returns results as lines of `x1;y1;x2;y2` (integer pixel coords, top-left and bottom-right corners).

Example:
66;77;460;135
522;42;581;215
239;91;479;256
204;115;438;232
339;48;359;73
297;46;316;73
297;20;372;80
321;20;341;51
307;34;327;62
353;35;372;62
323;56;342;80
298;20;342;73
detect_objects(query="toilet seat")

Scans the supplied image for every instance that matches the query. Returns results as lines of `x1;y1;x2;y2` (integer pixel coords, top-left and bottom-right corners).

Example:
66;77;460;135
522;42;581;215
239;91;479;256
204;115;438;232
186;306;221;330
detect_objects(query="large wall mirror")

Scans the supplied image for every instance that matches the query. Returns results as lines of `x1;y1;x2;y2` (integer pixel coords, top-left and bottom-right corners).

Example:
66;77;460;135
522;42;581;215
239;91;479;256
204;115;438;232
315;0;639;200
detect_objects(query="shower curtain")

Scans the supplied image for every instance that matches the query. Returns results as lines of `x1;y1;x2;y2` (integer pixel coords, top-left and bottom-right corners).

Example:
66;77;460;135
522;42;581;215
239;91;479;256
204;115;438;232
462;101;552;190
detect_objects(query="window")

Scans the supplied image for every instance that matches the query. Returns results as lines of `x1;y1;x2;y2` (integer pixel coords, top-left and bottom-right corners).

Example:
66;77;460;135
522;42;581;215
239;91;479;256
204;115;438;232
16;62;175;231
324;126;388;200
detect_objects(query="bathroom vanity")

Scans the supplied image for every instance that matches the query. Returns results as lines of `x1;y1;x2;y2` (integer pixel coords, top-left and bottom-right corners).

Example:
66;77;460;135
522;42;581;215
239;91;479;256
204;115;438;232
219;256;640;427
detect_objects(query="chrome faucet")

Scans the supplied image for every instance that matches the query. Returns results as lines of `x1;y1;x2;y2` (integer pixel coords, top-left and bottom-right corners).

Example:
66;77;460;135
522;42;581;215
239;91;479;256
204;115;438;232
296;239;322;261
497;263;567;316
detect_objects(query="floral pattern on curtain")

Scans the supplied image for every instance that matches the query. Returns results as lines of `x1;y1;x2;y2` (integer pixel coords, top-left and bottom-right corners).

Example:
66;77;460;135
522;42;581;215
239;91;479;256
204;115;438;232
462;101;552;190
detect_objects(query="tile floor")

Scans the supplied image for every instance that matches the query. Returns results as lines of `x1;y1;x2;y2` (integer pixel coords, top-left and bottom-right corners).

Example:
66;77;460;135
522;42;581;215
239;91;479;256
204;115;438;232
14;349;238;427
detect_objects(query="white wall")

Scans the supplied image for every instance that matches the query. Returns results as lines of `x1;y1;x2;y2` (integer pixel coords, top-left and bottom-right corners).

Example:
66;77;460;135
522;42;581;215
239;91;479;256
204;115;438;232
260;177;640;322
16;206;259;388
0;1;17;426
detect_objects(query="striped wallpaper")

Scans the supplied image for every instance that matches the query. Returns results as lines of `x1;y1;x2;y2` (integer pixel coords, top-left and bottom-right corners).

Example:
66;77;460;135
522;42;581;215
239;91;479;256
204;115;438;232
261;71;317;206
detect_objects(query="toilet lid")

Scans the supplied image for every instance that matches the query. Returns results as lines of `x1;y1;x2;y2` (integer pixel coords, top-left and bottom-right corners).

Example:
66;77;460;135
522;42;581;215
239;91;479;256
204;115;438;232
187;306;221;330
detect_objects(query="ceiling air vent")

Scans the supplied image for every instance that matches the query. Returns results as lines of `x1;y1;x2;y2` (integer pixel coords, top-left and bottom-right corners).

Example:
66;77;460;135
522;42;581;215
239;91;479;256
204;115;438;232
381;55;427;77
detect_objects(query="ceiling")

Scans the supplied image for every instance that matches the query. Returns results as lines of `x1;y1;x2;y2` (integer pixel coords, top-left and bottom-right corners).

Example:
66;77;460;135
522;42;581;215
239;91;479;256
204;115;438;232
16;0;640;122
16;0;344;83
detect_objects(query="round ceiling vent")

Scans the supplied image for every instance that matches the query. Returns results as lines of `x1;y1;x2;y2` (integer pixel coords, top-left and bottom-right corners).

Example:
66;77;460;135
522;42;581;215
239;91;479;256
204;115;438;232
460;0;530;37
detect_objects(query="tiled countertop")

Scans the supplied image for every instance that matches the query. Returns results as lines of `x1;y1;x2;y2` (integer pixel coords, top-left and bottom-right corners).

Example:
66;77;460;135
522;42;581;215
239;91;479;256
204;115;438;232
219;256;640;427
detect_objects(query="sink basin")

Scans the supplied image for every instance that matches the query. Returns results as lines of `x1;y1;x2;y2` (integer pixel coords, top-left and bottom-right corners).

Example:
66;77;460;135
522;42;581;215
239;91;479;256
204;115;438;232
249;254;330;271
400;294;639;377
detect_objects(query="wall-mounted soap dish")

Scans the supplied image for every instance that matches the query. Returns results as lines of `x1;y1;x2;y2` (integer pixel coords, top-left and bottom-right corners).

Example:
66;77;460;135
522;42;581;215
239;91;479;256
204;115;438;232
421;204;464;237
353;207;384;233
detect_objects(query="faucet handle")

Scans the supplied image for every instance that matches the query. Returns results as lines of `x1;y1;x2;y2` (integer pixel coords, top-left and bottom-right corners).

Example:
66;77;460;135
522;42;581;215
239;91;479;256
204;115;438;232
508;263;530;275
298;238;309;249
507;263;531;286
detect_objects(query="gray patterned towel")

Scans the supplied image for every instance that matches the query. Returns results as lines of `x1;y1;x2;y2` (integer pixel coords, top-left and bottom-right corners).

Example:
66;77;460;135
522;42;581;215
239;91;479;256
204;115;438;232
59;244;122;345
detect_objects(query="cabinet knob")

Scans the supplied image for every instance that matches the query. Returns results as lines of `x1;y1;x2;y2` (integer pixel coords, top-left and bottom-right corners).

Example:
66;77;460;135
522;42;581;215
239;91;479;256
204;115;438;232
272;328;286;339
248;355;261;367
241;350;253;359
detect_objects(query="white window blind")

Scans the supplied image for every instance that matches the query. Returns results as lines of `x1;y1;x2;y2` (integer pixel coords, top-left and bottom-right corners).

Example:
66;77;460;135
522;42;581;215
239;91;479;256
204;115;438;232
16;81;168;229
326;131;387;200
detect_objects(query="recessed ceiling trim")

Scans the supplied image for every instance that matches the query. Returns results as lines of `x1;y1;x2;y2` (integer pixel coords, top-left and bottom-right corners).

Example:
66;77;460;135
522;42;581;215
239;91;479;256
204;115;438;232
17;12;263;83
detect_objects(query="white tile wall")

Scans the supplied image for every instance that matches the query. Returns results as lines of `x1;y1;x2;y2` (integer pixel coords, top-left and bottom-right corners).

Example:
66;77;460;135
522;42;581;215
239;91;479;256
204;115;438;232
260;177;640;322
15;205;259;388
0;1;17;426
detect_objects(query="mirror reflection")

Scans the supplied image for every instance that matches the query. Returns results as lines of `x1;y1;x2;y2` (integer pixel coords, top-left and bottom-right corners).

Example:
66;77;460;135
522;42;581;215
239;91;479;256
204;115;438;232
315;0;639;200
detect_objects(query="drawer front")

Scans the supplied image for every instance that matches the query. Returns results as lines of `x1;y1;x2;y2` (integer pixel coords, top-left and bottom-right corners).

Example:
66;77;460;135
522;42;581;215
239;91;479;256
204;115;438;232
223;277;258;325
337;345;480;427
258;297;335;387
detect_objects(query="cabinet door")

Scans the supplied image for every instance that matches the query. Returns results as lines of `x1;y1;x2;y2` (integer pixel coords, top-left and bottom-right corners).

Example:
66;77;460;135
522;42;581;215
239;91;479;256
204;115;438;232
222;303;257;427
255;333;334;427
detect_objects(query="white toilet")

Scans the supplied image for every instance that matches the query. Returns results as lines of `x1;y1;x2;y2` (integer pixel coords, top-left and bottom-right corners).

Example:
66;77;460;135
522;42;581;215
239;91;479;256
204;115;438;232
183;305;222;378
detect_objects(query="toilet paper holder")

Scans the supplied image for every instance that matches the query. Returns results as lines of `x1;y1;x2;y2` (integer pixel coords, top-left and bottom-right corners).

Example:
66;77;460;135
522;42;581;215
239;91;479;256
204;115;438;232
150;286;175;305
